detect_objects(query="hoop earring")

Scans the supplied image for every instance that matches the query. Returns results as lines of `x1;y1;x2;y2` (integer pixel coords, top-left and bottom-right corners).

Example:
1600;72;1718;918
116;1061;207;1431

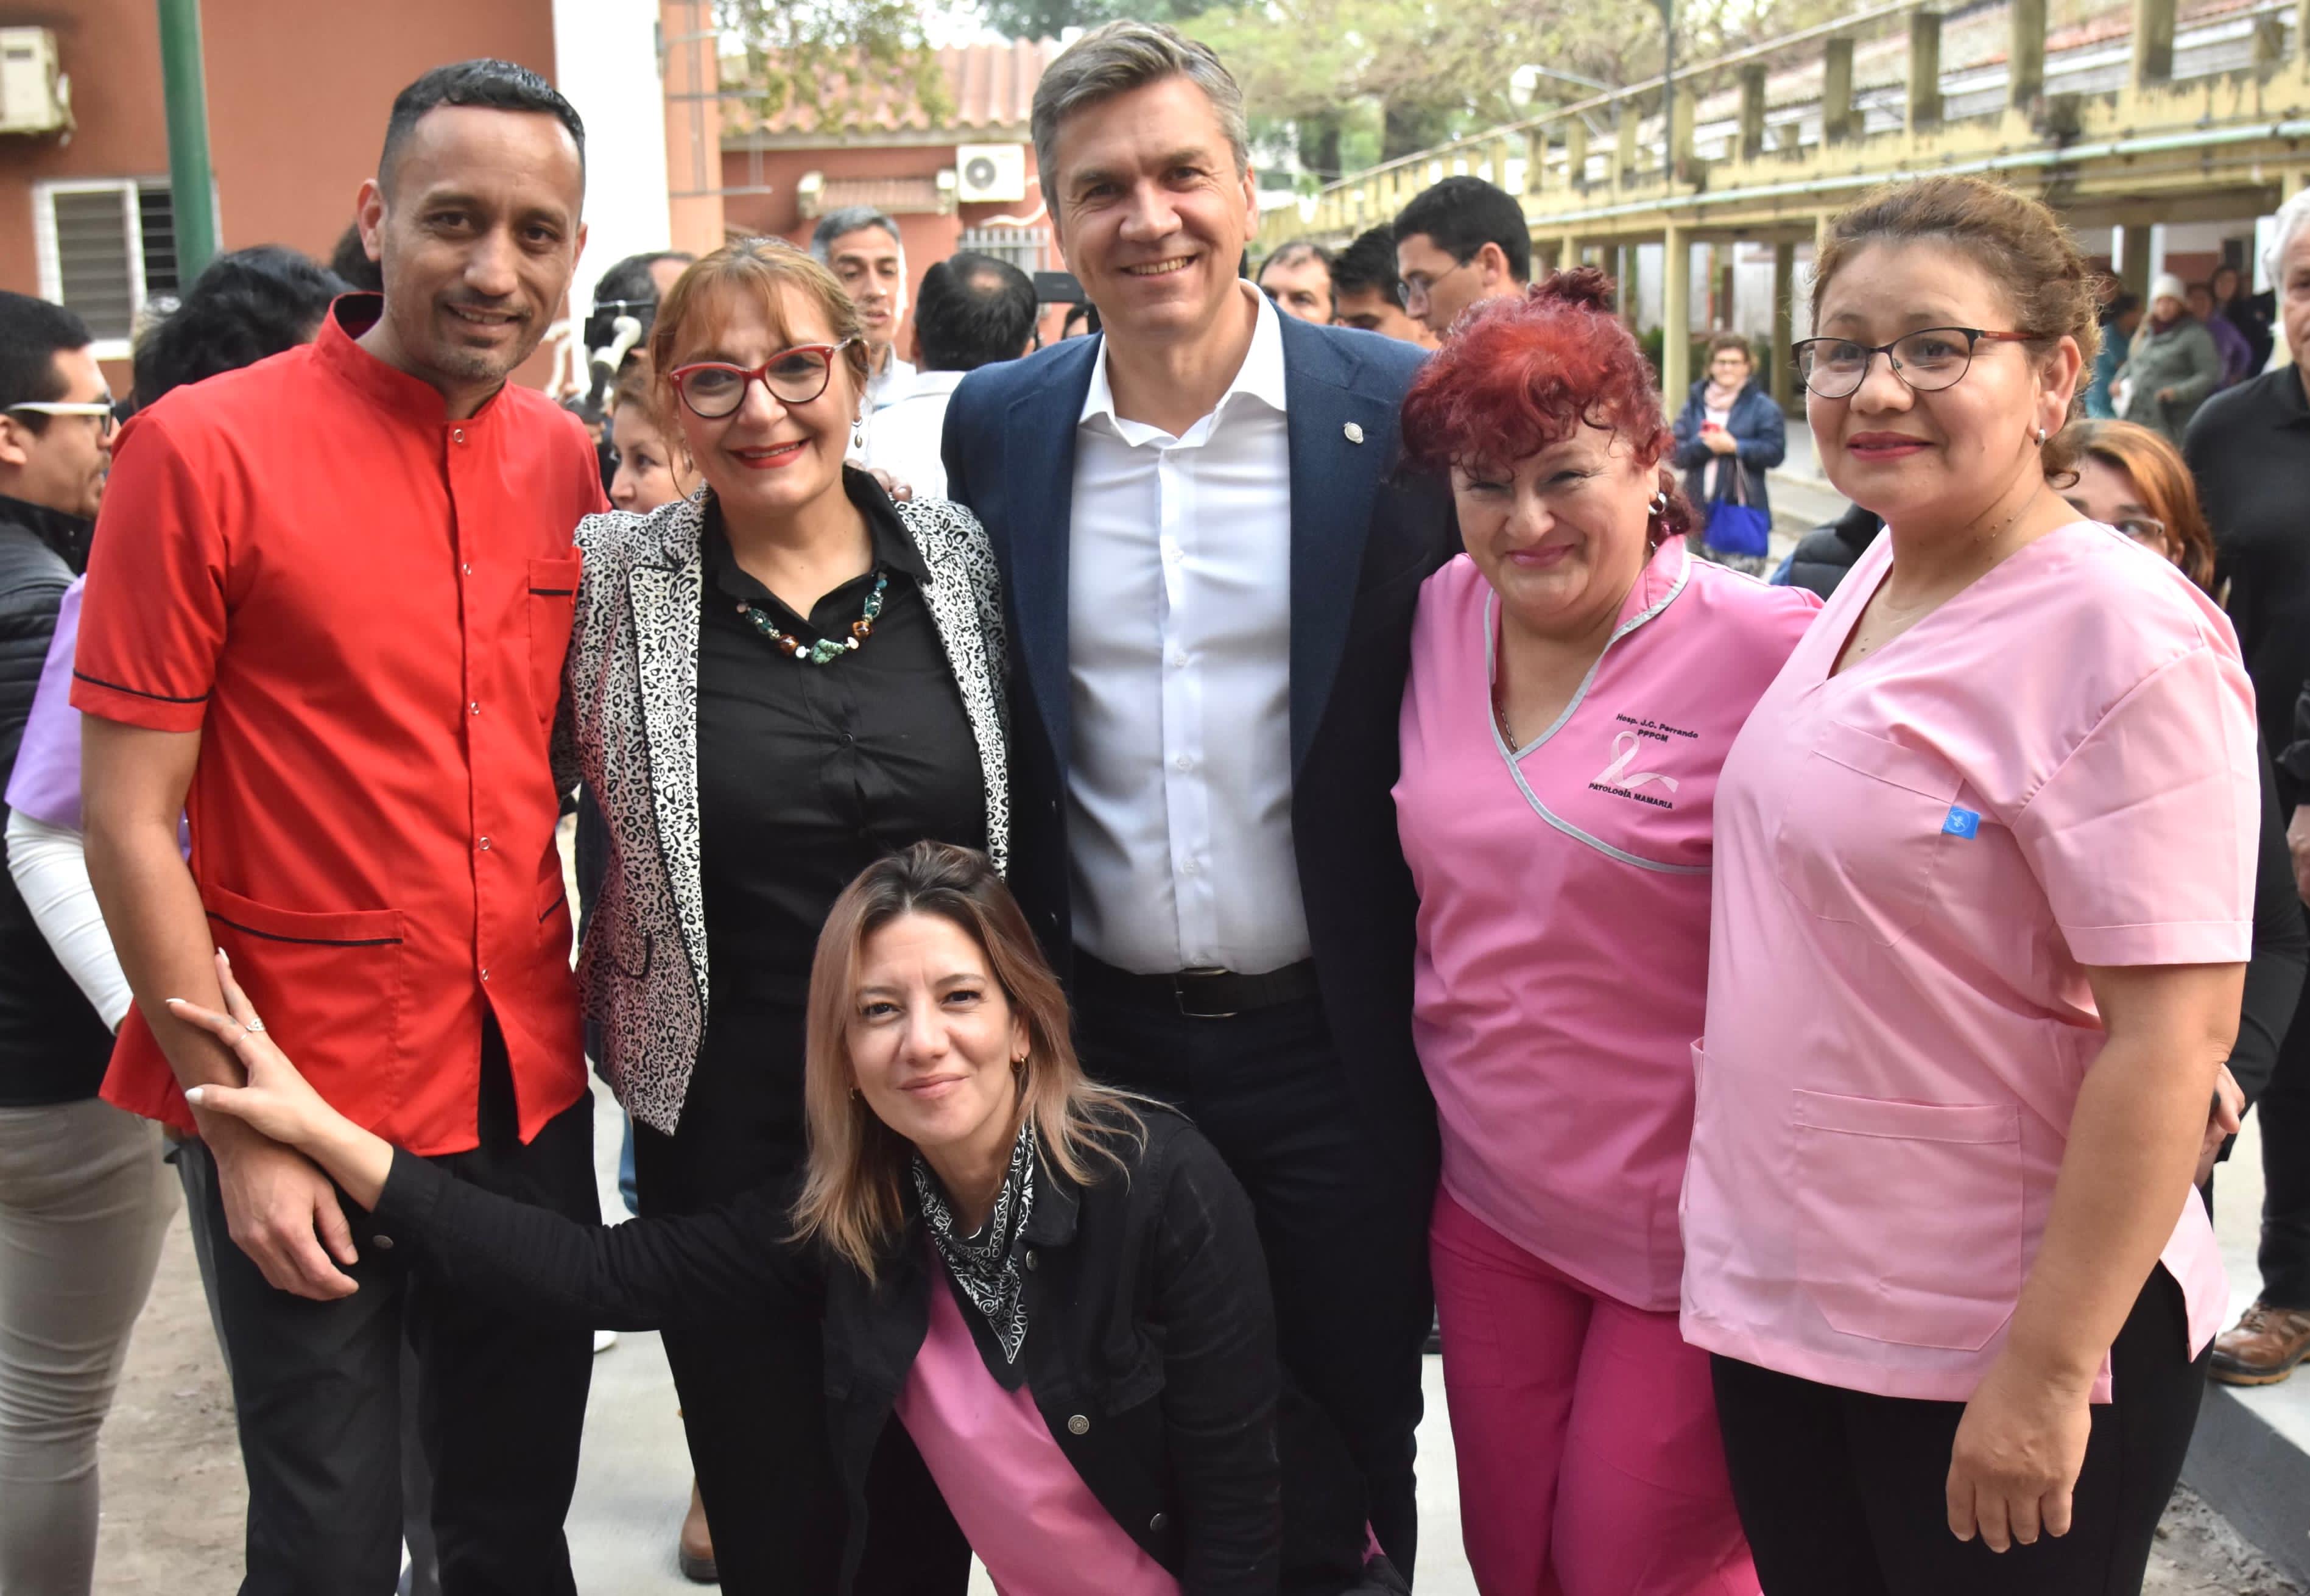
2035;426;2048;445
1650;488;1669;515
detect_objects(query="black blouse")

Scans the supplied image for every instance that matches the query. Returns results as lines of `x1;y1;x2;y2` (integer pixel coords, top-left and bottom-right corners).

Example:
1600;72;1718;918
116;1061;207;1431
695;471;987;1014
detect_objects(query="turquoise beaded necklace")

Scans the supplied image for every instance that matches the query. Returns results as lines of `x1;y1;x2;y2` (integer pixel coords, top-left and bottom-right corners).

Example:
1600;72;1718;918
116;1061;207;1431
735;572;888;666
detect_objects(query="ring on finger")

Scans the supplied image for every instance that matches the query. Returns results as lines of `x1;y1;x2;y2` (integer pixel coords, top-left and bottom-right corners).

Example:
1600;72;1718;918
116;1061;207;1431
244;1018;267;1033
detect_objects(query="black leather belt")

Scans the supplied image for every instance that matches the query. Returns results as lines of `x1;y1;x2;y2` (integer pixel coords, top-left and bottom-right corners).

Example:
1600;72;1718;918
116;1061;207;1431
1074;951;1321;1019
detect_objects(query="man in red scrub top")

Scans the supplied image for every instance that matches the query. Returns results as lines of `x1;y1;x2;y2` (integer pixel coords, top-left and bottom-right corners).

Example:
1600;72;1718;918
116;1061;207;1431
73;60;605;1595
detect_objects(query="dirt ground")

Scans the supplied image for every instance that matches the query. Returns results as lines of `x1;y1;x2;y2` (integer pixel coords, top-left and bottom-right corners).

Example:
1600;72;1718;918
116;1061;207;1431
92;1202;2308;1594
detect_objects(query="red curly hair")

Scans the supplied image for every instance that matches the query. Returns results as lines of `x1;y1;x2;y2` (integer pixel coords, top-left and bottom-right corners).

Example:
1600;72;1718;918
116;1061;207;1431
1400;268;1697;544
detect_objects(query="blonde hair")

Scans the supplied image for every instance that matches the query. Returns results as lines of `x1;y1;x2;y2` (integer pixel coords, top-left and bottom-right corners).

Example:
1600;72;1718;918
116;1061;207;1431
791;844;1146;1280
646;236;873;427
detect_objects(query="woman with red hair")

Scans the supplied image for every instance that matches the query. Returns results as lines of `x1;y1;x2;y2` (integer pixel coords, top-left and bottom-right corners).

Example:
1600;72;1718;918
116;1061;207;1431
1392;269;1817;1595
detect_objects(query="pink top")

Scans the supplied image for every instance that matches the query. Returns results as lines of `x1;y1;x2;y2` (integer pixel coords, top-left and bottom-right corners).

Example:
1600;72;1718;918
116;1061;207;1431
1681;522;2255;1402
1396;541;1818;1311
894;1261;1180;1596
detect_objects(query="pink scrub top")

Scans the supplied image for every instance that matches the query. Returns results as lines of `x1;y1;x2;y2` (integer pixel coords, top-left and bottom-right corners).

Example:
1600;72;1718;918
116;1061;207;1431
1396;540;1819;1311
1681;522;2255;1404
893;1260;1181;1596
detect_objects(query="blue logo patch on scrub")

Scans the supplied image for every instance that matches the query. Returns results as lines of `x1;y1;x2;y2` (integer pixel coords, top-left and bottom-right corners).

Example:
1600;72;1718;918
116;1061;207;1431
1942;806;1981;839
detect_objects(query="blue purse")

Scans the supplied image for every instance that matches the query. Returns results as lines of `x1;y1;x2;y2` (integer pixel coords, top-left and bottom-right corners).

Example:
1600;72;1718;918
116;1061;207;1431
1702;457;1772;559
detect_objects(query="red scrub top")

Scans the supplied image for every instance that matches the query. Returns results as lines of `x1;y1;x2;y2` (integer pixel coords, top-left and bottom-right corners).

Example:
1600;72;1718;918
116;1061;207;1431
72;297;606;1155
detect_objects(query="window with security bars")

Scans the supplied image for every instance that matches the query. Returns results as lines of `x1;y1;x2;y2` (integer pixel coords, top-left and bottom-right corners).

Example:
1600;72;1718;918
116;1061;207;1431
33;180;181;355
957;225;1048;274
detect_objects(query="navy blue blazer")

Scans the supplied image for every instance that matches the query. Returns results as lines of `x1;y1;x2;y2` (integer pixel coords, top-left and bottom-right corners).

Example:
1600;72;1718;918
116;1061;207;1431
939;314;1455;1181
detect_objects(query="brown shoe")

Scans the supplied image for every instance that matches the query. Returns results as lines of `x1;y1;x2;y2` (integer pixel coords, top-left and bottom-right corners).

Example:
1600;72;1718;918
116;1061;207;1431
2210;1301;2310;1386
678;1479;717;1584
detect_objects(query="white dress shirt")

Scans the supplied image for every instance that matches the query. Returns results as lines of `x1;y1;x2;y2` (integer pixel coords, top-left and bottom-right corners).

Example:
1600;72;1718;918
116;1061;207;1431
866;351;920;413
862;368;965;499
1066;286;1309;976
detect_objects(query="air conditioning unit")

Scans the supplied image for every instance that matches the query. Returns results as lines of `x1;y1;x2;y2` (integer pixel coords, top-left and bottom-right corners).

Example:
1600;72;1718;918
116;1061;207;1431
954;143;1027;205
0;29;71;138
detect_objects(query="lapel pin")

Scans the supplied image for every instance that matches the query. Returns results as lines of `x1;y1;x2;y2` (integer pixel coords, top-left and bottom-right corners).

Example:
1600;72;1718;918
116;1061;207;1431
1343;422;1365;445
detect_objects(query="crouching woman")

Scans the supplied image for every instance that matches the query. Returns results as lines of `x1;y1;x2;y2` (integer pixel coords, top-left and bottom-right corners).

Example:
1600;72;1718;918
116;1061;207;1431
170;843;1386;1595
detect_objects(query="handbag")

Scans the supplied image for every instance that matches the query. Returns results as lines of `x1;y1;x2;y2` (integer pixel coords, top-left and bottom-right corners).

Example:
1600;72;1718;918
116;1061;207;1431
1701;451;1772;560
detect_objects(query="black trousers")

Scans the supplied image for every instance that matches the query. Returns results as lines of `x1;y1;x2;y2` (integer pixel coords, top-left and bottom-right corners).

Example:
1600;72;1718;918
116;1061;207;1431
634;1001;965;1596
192;1033;596;1596
1071;971;1432;1578
2258;1000;2310;1307
1710;1268;2207;1596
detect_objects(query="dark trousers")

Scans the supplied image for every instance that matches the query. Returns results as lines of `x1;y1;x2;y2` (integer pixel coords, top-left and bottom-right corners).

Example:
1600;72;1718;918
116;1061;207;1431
635;1003;965;1596
2258;1004;2310;1306
1710;1268;2206;1596
1072;970;1432;1577
190;1036;596;1596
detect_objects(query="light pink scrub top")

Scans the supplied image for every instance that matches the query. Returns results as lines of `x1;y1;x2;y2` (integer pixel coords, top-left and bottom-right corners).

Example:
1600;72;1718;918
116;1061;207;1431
893;1262;1180;1596
1396;541;1819;1311
1681;522;2255;1403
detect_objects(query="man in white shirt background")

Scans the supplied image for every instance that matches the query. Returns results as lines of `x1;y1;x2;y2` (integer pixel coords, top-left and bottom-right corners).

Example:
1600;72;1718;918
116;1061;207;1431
811;206;919;413
864;252;1037;501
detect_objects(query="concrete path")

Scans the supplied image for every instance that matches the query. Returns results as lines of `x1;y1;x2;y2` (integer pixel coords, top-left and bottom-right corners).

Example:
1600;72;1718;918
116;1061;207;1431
90;1066;2299;1592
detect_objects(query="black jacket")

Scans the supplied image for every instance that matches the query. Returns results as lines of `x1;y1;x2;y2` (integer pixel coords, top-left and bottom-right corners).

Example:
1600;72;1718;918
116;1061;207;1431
369;1106;1380;1595
938;320;1456;1190
0;494;113;1105
2230;733;2307;1133
1780;503;1884;600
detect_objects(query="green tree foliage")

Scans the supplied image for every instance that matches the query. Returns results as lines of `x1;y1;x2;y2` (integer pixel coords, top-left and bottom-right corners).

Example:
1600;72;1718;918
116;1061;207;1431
719;0;953;131
978;0;1213;40
975;0;1851;164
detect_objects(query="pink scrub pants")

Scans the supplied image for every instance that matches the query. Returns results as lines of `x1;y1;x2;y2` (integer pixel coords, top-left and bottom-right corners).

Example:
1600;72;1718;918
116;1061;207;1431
1429;1188;1759;1596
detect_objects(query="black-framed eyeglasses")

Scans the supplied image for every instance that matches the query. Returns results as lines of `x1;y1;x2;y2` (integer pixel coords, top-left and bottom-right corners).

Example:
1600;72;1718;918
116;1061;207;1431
1792;327;2049;399
667;340;859;420
1398;255;1476;312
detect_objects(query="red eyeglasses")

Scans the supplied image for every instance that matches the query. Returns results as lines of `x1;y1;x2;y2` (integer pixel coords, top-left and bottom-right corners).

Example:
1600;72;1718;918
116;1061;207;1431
667;339;860;418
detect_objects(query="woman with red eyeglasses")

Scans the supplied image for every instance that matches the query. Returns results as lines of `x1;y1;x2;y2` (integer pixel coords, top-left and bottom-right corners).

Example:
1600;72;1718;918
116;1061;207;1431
563;237;1005;1594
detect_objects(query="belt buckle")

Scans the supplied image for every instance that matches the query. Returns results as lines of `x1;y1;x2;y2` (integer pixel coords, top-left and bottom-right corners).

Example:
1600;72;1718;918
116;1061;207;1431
1174;966;1237;1021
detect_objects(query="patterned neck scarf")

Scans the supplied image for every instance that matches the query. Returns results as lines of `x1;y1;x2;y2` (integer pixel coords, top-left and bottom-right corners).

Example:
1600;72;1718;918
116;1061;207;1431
912;1116;1038;1365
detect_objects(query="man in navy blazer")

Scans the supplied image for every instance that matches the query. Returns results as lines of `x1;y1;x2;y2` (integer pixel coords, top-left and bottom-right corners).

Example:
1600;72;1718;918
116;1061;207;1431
942;21;1455;1577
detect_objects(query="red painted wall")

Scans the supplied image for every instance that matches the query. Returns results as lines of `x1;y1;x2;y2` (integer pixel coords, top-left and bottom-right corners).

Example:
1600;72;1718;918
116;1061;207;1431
2;0;562;386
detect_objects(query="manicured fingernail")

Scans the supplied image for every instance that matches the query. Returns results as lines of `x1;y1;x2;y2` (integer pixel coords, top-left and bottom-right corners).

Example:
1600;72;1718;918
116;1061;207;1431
164;997;183;1007
185;1086;206;1106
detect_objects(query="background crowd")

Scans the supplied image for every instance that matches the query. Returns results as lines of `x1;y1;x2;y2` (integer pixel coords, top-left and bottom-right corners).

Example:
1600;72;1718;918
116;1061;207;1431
0;18;2307;1596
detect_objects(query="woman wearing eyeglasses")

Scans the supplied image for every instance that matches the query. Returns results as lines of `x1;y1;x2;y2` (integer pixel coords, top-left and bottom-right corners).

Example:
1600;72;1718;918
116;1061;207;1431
1681;177;2258;1595
563;237;1005;1595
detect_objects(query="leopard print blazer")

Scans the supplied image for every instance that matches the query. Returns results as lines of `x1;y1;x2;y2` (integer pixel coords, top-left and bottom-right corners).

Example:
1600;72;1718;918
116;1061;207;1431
554;485;1010;1134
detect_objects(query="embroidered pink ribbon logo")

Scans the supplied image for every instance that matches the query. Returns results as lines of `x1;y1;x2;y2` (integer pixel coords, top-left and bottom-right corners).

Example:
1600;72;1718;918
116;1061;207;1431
1594;729;1680;794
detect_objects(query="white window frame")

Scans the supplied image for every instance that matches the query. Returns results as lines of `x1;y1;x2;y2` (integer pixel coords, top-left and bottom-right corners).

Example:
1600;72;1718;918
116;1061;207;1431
957;223;1050;275
32;177;172;361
